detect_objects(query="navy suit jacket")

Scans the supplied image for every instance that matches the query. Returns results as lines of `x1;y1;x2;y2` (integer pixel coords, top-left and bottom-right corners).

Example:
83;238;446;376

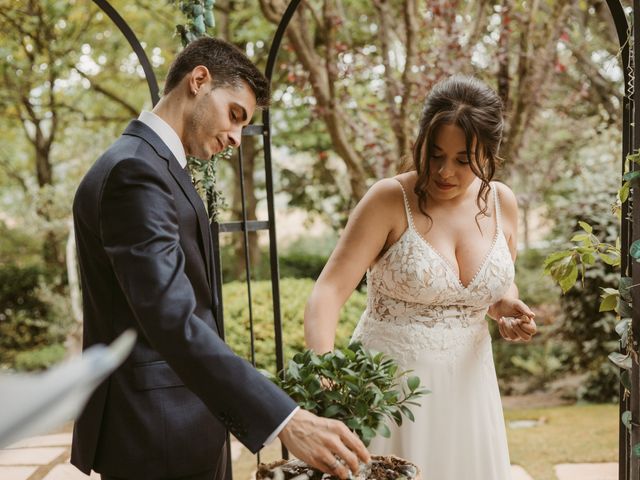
70;120;296;479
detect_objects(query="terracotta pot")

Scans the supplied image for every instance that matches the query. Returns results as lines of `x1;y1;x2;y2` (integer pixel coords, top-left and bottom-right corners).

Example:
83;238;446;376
256;455;422;480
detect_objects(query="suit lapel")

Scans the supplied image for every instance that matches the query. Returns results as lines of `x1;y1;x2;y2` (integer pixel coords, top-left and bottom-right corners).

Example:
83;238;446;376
166;161;213;290
123;121;214;298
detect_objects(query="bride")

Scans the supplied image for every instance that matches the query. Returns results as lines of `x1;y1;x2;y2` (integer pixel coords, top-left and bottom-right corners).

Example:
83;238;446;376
303;75;537;479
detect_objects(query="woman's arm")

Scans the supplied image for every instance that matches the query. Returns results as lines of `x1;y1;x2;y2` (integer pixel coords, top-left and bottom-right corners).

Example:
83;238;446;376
488;182;537;341
304;179;403;353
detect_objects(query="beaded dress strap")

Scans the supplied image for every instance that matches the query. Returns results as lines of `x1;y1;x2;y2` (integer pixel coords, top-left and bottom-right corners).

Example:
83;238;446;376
491;182;502;230
395;180;415;230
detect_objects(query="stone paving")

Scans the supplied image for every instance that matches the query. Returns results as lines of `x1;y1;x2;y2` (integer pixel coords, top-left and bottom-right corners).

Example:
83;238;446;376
554;462;618;480
0;430;619;479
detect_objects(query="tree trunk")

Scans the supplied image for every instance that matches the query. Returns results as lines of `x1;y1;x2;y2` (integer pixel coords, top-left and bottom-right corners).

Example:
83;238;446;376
66;219;83;354
521;201;530;251
230;137;261;279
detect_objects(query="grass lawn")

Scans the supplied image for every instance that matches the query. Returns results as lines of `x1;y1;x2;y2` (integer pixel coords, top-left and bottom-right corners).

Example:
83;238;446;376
505;403;618;480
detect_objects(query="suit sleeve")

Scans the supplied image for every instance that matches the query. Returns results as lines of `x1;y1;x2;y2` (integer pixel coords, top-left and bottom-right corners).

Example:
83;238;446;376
99;157;297;452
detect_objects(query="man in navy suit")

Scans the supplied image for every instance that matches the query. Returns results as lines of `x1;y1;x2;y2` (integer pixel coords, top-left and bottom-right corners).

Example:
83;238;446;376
71;37;369;480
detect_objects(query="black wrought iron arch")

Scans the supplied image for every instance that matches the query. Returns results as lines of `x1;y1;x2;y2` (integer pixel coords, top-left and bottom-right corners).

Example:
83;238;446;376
93;0;160;106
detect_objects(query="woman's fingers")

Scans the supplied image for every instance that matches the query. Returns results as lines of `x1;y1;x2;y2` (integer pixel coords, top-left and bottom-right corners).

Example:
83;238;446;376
518;318;537;336
498;317;519;341
499;316;537;342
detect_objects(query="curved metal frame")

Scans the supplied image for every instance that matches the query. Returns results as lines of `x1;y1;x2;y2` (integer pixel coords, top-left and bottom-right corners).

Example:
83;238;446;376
92;0;640;477
92;0;160;106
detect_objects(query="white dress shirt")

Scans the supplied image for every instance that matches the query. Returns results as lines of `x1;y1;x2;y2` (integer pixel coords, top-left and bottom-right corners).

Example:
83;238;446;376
137;111;299;445
138;111;187;168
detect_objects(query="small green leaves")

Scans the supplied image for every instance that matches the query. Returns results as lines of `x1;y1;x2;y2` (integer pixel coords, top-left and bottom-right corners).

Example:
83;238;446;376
599;292;617;312
544;222;621;293
174;0;216;46
615;316;632;350
634;442;640;458
323;404;343;418
619;181;631;203
407;376;420;392
578;221;593;233
378;423;391;438
269;342;428;446
620;277;633;302
622;170;640;182
631;240;640;260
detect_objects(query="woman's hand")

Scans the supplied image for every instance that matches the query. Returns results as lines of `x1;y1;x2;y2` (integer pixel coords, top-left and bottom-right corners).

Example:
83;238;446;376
490;298;537;342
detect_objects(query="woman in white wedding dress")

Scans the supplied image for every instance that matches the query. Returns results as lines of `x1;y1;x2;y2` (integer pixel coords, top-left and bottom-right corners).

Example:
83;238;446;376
304;76;537;479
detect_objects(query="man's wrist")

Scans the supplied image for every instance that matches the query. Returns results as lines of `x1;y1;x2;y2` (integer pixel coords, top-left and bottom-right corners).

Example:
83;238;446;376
264;406;299;446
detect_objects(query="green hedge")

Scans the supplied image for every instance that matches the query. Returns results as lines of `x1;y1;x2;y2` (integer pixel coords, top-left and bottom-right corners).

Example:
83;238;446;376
0;263;70;370
13;344;66;371
222;277;367;373
0;265;52;351
219;244;331;283
514;247;561;308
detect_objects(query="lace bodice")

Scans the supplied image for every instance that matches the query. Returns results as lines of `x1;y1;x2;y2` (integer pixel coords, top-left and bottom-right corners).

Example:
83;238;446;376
352;182;515;367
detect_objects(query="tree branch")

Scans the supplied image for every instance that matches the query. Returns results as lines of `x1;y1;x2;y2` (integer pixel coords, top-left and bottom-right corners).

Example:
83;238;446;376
74;68;139;117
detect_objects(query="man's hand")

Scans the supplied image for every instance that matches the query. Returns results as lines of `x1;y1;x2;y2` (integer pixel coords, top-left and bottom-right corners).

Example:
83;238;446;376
490;298;537;342
278;409;371;479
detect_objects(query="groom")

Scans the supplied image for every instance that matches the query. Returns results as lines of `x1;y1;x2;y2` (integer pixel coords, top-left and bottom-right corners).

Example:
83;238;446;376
71;37;369;480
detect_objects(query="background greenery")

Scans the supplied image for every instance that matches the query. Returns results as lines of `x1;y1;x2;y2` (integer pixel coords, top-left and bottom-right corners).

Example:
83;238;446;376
0;0;628;408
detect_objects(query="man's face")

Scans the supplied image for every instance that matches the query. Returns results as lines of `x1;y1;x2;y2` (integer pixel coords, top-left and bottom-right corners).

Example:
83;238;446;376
184;80;256;160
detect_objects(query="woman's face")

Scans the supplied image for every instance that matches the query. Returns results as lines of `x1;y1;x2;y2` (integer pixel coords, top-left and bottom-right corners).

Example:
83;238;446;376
426;123;481;201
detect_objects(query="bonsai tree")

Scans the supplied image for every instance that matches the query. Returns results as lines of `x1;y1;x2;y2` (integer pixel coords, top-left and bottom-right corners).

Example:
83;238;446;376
259;342;429;479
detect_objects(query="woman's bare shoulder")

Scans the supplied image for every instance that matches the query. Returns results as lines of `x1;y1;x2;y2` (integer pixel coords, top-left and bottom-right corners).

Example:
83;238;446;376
492;181;516;205
350;177;406;231
492;181;518;224
363;177;405;204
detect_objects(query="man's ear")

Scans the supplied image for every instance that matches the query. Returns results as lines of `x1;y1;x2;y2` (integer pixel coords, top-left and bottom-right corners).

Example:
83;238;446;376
189;65;211;94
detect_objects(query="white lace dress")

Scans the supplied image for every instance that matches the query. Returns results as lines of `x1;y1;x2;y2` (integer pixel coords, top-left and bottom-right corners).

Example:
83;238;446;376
351;182;514;479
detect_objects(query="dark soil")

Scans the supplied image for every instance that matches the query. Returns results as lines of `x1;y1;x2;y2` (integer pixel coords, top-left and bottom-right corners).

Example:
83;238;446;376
256;455;418;480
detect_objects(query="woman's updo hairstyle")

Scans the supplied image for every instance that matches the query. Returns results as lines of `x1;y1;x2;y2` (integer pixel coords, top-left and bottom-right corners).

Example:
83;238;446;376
412;75;504;222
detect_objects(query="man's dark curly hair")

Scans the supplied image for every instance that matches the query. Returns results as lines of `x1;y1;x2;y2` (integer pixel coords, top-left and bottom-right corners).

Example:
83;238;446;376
164;37;270;107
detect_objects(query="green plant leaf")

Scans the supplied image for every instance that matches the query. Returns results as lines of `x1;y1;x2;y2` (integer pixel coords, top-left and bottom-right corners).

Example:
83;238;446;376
323;404;343;418
623;171;640;182
578;221;593;233
634;443;640;458
631;240;640;260
571;233;589;243
558;264;579;293
622;410;633;430
599;294;617;312
619;181;631;203
406;376;420;392
617;298;633;318
287;361;300;381
400;405;415;422
599;253;620;266
620;277;633;302
346;418;360;431
609;352;633;370
377;423;391;438
616;318;631;338
543;250;572;269
361;426;376;443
